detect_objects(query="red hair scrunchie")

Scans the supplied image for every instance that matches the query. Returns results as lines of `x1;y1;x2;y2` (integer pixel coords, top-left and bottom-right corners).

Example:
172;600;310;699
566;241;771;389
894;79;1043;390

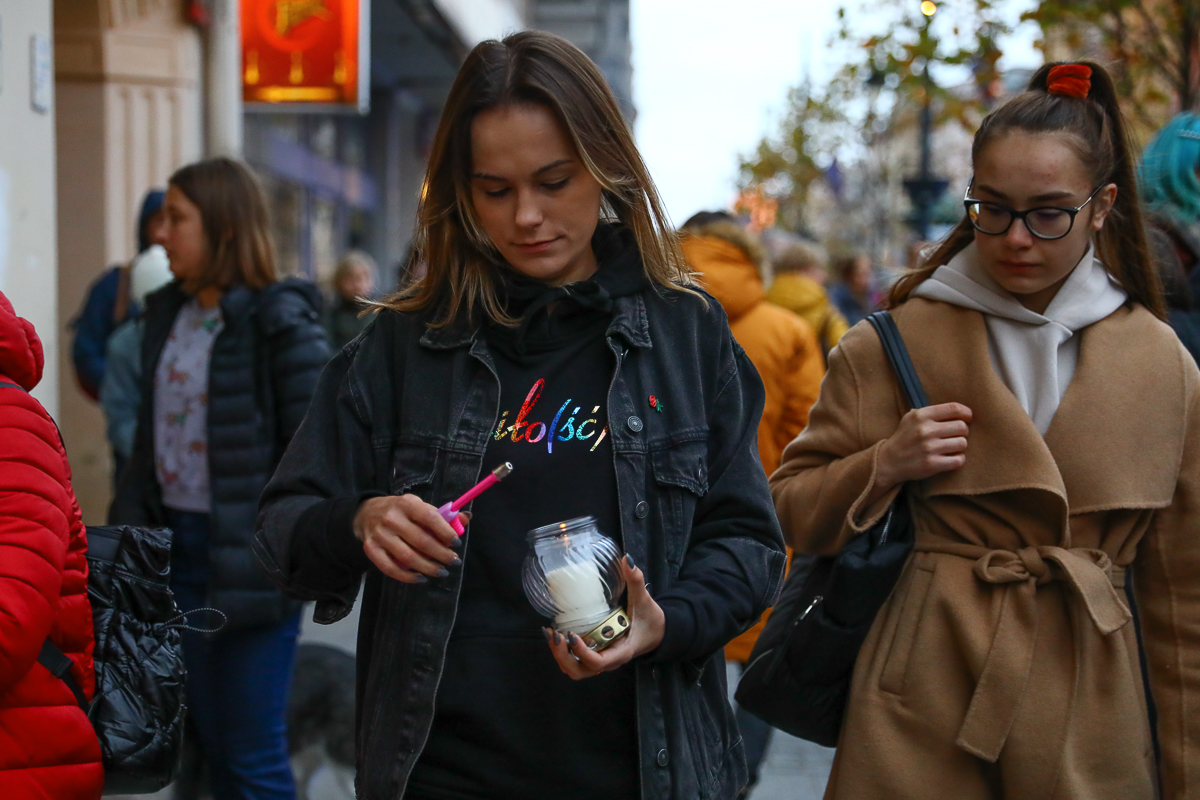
1047;64;1092;99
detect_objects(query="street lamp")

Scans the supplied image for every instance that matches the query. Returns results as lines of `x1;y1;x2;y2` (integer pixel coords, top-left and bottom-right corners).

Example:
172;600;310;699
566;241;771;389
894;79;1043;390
903;0;948;241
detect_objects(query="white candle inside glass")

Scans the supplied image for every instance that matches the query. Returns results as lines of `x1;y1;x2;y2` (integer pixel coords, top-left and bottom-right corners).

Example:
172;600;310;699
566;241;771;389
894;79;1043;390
545;560;608;627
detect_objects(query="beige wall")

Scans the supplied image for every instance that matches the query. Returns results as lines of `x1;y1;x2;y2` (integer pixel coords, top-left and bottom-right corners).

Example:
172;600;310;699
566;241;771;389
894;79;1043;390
55;0;202;522
0;0;59;415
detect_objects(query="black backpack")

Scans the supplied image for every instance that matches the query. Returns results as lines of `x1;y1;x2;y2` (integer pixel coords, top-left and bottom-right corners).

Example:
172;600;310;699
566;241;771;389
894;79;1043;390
0;382;222;794
43;525;193;795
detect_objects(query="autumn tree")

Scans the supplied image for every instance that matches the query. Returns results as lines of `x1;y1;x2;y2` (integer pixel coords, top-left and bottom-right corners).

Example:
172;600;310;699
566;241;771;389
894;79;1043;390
739;0;1009;240
736;82;848;233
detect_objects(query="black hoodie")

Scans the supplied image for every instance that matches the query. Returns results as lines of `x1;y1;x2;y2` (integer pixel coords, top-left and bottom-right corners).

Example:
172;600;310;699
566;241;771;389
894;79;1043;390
407;225;645;800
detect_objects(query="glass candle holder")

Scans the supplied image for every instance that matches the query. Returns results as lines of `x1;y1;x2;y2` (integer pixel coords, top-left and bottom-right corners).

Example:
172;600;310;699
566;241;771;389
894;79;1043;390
522;516;631;651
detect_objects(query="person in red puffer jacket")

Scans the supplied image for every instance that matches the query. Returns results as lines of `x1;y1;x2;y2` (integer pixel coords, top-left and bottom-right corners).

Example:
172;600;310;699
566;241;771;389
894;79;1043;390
0;290;103;799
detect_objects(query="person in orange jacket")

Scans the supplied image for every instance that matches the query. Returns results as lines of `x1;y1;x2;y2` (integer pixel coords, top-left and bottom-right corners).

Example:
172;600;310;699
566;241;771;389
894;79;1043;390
680;211;824;795
766;240;850;360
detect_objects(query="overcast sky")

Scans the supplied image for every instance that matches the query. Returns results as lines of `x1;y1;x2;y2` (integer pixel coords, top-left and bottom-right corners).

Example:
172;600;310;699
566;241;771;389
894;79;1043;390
630;0;1044;227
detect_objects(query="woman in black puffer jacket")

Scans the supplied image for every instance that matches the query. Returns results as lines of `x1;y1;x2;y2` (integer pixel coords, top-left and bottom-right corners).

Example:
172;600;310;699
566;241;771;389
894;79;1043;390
109;157;329;800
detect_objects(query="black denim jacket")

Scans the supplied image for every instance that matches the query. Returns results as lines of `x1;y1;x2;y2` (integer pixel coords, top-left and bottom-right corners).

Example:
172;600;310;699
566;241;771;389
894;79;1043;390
255;285;786;800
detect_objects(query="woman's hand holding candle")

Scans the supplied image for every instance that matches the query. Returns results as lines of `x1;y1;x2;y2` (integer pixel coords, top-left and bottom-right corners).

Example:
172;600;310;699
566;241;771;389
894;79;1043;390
353;495;468;584
544;556;665;680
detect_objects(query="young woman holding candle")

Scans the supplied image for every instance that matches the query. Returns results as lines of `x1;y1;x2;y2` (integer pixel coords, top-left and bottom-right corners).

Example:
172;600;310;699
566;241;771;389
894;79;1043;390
771;62;1198;799
255;30;786;800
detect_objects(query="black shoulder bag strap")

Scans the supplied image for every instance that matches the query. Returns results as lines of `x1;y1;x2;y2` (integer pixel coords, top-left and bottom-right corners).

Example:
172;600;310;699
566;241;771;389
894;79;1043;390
866;311;929;410
38;640;89;710
0;381;91;712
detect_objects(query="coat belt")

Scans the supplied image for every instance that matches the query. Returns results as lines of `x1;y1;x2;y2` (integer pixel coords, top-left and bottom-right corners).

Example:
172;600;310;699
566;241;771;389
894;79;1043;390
914;544;1131;762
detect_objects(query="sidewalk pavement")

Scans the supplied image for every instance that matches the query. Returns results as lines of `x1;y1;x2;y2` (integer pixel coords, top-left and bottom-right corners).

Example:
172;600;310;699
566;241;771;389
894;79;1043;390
112;731;833;800
111;605;835;800
725;660;835;800
747;730;834;800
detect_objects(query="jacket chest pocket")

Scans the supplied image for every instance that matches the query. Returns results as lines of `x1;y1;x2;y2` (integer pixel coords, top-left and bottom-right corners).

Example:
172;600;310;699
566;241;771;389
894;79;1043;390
650;439;709;568
390;443;440;501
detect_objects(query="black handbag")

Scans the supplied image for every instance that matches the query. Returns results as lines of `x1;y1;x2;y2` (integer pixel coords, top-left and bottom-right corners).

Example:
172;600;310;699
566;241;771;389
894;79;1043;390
48;524;192;795
734;310;928;747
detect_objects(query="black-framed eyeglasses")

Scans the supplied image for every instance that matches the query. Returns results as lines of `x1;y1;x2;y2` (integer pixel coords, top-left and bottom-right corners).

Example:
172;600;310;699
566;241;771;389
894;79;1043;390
962;178;1106;240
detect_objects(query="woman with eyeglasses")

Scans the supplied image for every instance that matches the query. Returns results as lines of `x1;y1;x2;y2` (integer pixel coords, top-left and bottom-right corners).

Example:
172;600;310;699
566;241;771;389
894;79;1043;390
772;61;1194;799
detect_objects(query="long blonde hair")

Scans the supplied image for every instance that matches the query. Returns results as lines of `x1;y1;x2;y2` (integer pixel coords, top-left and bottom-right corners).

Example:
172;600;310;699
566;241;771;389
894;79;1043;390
378;30;693;327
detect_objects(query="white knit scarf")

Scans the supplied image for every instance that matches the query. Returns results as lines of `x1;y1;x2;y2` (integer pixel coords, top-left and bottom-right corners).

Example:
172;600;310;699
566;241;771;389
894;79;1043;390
911;242;1127;434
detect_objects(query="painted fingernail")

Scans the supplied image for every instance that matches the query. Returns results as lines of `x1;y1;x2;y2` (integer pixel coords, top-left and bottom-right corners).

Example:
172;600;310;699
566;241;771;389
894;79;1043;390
450;556;462;566
460;511;473;523
450;537;462;549
626;554;637;569
567;633;578;647
553;631;562;645
414;575;429;584
436;568;450;578
542;628;550;642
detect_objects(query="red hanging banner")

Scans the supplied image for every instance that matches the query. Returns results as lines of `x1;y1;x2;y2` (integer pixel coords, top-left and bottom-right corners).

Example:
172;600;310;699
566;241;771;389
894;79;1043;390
242;0;369;112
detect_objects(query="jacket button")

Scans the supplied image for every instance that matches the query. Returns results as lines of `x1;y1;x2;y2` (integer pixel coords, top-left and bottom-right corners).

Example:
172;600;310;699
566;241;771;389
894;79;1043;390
627;415;643;432
656;748;669;767
635;500;649;518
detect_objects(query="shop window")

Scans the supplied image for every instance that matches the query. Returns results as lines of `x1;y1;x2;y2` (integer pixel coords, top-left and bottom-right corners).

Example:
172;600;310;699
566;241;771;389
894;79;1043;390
311;195;339;287
268;177;304;277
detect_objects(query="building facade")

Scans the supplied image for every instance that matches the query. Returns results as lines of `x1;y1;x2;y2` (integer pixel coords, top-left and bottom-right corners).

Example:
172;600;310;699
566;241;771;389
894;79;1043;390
0;0;59;414
531;0;632;119
52;0;205;518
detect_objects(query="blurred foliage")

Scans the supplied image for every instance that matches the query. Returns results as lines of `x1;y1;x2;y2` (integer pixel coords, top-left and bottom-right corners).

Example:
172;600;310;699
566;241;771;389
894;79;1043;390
740;0;1200;242
738;0;1010;234
737;81;848;232
1023;0;1200;136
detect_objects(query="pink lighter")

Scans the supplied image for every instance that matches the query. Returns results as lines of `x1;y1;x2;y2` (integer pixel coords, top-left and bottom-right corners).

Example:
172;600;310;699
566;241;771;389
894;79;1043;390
437;462;514;535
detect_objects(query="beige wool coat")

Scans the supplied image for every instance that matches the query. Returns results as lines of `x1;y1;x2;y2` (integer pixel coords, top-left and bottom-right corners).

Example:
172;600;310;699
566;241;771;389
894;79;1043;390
770;296;1200;800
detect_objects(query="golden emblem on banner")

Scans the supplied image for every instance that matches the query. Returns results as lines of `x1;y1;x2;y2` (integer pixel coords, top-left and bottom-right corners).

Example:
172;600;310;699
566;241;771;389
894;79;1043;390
243;0;364;109
273;0;330;37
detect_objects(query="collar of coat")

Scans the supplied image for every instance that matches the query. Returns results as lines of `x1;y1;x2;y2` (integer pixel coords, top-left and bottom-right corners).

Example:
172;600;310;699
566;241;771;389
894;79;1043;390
894;297;1187;514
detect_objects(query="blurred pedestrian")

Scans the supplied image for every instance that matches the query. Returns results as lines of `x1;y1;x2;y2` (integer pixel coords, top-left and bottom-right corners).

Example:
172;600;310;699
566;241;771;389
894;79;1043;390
99;244;174;482
680;211;824;796
71;189;166;400
829;252;876;327
765;239;850;359
680;211;824;473
773;61;1192;799
256;31;785;800
1139;112;1200;362
323;249;377;351
0;291;103;799
109;157;330;800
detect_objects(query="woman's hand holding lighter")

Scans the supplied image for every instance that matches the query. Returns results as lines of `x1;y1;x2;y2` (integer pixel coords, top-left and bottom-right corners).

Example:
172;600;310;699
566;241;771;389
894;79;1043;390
353;495;467;584
354;463;511;583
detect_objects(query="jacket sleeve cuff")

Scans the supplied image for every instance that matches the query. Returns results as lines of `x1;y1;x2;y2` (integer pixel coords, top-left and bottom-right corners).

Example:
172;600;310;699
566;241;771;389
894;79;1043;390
644;597;697;664
847;441;901;533
294;492;383;575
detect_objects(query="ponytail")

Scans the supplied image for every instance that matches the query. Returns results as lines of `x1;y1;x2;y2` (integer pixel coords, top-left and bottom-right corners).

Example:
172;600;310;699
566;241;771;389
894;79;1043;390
889;60;1164;320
